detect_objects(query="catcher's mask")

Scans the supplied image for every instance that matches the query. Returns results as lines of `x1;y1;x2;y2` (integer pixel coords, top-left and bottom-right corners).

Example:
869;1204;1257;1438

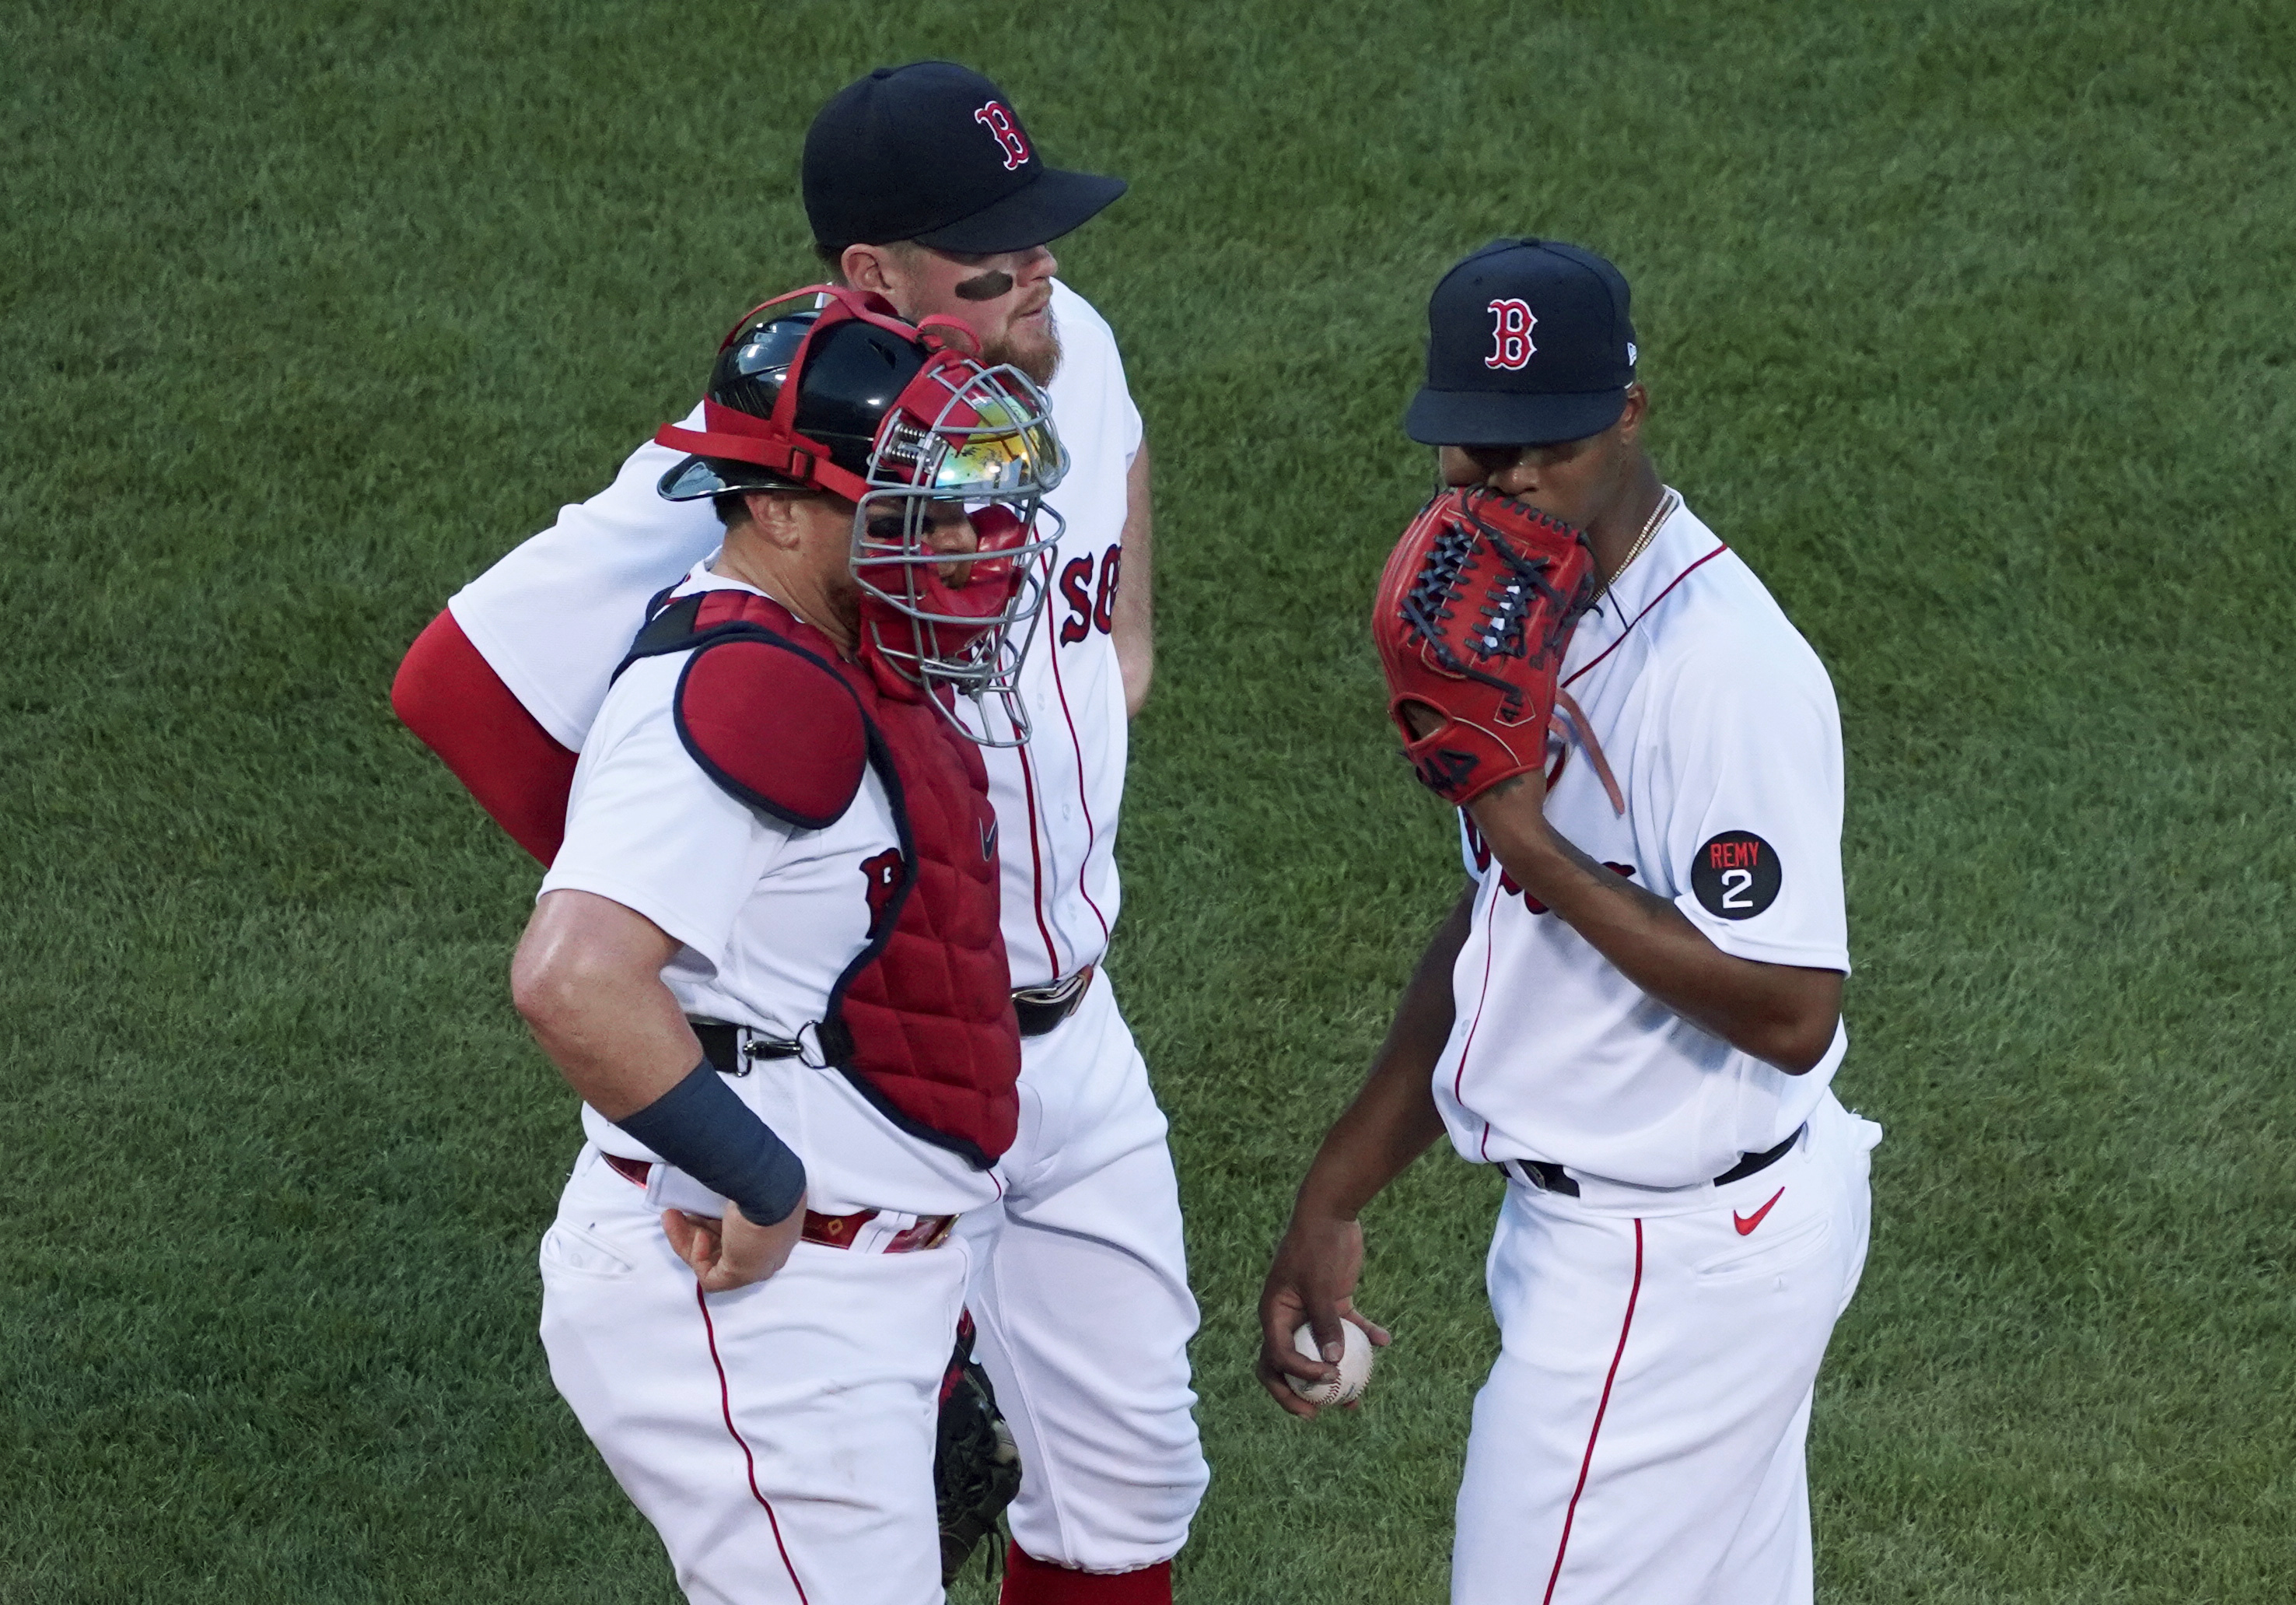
655;285;1067;744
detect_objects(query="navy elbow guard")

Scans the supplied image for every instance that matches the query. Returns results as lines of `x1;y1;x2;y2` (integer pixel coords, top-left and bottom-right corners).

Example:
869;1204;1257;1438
611;1061;807;1226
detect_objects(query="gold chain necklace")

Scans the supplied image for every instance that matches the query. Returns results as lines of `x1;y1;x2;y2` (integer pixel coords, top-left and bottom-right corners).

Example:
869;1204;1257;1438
1595;489;1678;612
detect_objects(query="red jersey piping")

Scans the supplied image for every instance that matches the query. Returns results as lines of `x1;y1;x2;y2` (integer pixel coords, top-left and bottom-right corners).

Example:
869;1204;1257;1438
1453;882;1499;1115
1013;738;1066;982
1562;544;1728;691
695;1284;812;1603
1542;1218;1644;1603
1042;559;1111;948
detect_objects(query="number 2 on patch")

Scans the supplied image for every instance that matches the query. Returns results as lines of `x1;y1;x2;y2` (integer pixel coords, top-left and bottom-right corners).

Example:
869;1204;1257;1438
1691;831;1781;920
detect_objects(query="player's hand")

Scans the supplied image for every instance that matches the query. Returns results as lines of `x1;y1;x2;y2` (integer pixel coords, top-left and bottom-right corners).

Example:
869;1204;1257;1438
1255;1209;1391;1419
662;1193;808;1292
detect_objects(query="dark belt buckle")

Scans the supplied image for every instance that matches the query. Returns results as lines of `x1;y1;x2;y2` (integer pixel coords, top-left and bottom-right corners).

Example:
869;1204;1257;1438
1012;965;1093;1039
1510;1158;1579;1197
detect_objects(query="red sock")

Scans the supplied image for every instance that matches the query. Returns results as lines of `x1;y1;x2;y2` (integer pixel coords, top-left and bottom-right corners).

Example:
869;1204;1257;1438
1000;1544;1172;1604
391;608;576;864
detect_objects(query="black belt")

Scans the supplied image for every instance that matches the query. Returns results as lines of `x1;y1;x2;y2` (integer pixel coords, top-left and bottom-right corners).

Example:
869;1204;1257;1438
1507;1124;1804;1199
1013;964;1094;1038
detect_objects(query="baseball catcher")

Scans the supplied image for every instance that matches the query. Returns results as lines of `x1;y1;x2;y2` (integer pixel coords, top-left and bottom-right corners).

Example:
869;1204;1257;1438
513;287;1063;1604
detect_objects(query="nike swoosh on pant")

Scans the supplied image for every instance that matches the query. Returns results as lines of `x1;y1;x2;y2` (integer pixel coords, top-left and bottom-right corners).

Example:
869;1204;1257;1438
1733;1186;1786;1235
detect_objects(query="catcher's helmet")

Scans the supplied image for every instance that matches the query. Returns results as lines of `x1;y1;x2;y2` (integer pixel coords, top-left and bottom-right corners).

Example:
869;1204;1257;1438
653;286;1067;744
658;307;926;501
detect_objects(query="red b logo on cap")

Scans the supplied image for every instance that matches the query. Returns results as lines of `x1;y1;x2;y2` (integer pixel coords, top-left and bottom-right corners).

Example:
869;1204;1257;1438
1485;299;1537;370
975;101;1031;170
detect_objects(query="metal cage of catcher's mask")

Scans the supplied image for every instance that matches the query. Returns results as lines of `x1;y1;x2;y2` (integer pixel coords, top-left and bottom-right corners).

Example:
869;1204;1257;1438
651;285;1068;745
849;356;1067;747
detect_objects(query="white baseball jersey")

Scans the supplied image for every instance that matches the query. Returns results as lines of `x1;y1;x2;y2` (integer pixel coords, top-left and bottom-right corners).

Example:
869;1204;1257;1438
452;279;1141;988
539;562;998;1219
1435;492;1851;1190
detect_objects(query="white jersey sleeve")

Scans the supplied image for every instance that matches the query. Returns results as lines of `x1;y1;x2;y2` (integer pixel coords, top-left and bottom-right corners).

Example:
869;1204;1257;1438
449;405;720;751
539;652;790;971
1655;635;1850;973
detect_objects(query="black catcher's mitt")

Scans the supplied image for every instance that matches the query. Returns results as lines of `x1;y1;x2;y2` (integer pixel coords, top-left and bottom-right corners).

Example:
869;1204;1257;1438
936;1310;1024;1586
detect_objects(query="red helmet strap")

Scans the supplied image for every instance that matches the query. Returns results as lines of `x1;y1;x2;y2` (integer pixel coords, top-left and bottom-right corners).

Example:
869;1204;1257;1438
913;314;980;356
656;285;1038;522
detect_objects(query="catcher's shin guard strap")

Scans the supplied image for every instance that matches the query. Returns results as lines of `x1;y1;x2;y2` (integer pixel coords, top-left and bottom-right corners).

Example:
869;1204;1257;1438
999;1545;1173;1603
610;1060;807;1226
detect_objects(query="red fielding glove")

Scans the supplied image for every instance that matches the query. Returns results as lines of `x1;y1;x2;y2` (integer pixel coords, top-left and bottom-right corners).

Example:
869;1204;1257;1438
1370;487;1598;804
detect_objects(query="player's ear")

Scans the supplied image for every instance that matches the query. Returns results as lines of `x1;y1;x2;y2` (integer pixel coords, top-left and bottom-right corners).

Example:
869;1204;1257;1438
743;491;802;548
1615;384;1648;446
840;243;898;296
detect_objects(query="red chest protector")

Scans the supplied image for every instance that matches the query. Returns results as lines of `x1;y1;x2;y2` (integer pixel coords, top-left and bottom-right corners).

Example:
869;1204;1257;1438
616;587;1020;1170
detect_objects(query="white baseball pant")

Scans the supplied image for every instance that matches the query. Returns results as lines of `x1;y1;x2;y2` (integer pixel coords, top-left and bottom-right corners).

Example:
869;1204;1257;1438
1452;1092;1881;1605
955;969;1209;1572
539;1144;969;1605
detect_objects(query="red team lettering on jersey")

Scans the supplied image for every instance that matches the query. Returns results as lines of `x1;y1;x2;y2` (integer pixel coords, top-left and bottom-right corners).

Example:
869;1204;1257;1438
974;101;1031;170
1485;298;1536;370
1058;544;1122;646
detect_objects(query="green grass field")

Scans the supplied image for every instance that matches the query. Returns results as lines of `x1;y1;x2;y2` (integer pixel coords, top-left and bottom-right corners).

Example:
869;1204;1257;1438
7;1;2294;1599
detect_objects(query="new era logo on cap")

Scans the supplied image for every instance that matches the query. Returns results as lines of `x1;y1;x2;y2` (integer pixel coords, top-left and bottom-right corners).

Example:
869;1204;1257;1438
1406;239;1639;448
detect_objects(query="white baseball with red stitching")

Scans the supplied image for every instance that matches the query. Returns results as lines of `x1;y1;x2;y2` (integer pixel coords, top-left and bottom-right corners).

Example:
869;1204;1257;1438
1285;1319;1374;1407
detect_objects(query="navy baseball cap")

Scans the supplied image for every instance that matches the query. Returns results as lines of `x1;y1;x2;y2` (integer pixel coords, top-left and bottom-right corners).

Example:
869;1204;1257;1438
1404;239;1639;447
804;62;1127;256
